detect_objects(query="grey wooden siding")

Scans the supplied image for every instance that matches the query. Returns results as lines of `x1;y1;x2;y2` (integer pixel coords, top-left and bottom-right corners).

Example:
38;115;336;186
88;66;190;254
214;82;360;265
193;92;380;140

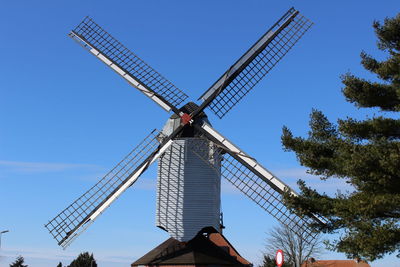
156;138;221;241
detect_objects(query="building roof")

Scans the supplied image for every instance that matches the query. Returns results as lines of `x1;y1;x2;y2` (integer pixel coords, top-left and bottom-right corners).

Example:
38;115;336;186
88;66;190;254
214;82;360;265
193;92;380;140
208;232;251;265
131;232;251;266
301;259;371;267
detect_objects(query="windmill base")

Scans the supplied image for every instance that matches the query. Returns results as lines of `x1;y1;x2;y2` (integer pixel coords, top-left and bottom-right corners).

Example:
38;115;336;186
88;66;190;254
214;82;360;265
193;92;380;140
131;229;252;267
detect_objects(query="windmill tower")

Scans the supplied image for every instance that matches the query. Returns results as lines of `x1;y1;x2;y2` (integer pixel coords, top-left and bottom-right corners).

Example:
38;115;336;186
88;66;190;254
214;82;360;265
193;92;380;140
45;7;325;250
157;105;222;241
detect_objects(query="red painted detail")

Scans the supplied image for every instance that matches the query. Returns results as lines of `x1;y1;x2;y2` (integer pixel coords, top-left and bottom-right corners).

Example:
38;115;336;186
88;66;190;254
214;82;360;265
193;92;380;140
181;113;193;125
276;249;284;267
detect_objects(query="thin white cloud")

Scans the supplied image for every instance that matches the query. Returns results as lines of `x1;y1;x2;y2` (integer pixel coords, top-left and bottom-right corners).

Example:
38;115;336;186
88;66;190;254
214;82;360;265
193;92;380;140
273;167;353;194
221;179;241;194
134;177;157;190
1;247;75;263
274;167;319;180
219;167;353;196
1;247;135;265
0;160;102;173
133;177;241;194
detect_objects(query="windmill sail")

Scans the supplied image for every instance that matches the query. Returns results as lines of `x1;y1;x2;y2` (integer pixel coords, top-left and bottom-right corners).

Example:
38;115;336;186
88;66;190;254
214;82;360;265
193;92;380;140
188;123;325;243
46;8;322;249
69;17;188;113
198;8;313;119
45;130;172;248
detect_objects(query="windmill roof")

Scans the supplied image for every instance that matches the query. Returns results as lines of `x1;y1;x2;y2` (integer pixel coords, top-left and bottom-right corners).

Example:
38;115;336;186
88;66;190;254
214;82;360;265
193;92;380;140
131;232;251;266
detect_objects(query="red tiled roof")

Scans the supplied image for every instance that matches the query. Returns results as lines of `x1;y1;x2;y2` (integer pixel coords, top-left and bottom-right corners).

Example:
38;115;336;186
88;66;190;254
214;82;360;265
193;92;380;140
209;233;251;265
301;259;370;267
131;232;252;267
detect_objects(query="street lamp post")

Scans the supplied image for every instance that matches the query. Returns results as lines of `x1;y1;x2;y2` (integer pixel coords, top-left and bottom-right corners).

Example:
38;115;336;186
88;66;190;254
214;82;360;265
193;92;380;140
0;230;9;249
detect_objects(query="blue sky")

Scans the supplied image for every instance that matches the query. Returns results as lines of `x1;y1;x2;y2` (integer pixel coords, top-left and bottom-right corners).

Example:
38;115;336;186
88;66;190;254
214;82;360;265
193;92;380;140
0;1;399;266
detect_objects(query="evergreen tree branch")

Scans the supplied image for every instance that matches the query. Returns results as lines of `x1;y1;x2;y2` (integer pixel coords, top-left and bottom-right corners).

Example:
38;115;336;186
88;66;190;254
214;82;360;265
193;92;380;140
342;74;400;111
281;11;400;261
361;51;400;83
338;117;400;141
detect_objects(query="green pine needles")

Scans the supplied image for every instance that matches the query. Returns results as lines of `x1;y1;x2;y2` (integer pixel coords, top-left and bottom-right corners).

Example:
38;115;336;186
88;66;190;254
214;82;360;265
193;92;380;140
281;13;400;261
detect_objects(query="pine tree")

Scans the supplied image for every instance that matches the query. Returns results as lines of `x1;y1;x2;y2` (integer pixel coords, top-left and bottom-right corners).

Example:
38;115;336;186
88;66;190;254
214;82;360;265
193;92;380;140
281;13;400;261
68;252;97;267
9;256;28;267
57;262;63;267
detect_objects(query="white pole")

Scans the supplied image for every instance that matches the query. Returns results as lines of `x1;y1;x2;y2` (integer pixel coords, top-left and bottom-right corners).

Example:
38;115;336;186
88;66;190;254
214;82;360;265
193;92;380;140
0;230;9;249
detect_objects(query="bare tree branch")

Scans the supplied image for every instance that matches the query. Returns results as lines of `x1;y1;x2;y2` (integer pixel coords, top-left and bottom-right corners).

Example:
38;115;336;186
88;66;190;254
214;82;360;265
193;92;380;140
263;225;323;267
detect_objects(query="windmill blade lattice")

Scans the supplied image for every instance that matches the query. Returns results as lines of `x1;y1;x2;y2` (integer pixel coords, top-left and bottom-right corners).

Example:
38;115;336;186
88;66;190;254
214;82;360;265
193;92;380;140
220;153;318;242
199;8;313;119
70;17;188;112
45;129;163;248
186;124;324;243
46;8;324;249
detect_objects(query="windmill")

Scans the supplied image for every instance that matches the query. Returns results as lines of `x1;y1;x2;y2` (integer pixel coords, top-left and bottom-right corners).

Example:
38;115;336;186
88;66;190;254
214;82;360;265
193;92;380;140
45;7;325;249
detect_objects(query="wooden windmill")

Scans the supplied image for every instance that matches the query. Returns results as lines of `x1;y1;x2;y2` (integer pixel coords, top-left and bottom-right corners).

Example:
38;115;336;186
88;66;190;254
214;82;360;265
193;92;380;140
45;7;324;249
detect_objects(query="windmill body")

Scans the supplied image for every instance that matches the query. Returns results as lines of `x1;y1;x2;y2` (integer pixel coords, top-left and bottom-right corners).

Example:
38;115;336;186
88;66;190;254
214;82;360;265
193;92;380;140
157;103;221;241
45;8;325;249
157;138;221;241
